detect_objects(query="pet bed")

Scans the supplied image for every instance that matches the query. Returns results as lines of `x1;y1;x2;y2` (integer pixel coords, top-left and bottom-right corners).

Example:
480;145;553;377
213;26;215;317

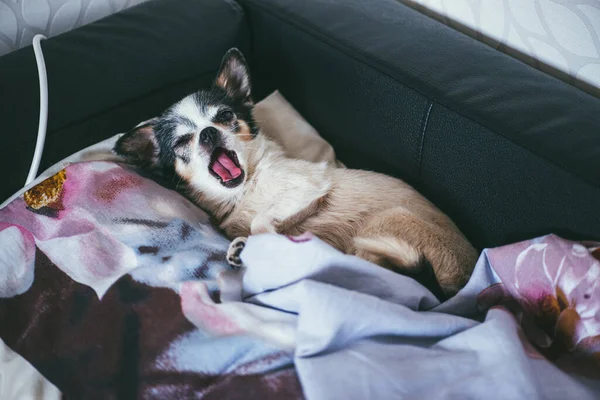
1;92;599;399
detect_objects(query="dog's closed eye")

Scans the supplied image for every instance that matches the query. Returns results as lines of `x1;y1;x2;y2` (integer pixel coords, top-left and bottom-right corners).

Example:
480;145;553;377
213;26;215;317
174;133;194;149
215;109;235;123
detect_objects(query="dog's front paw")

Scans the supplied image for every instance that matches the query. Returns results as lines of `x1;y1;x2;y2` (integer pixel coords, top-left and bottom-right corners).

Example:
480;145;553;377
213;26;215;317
226;237;248;269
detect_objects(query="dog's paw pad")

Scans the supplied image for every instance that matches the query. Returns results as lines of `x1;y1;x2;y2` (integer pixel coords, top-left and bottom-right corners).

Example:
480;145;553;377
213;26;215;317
227;256;244;269
226;237;247;269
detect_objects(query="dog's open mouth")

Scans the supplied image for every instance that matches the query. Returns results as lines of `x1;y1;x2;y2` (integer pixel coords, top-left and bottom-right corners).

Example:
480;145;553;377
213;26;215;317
209;147;245;188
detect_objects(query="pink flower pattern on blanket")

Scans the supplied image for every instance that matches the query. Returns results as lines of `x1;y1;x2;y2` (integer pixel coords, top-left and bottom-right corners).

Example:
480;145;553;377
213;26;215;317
0;222;36;297
0;163;140;297
180;281;244;336
481;235;600;375
2;160;599;395
0;161;301;399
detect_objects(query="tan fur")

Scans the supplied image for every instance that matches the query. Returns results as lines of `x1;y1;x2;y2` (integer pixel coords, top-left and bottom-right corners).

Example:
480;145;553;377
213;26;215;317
190;134;478;296
214;119;254;142
353;237;421;270
117;49;478;296
236;120;254;141
216;76;229;91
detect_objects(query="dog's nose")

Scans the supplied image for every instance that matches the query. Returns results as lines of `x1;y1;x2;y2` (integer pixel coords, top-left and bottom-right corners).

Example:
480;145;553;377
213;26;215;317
200;127;218;145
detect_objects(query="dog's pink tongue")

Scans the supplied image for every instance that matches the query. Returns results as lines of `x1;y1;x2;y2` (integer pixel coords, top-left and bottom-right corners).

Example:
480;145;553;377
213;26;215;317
213;152;242;182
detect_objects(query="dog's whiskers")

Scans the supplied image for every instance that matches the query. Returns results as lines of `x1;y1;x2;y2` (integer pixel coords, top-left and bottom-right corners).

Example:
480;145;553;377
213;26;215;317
175;174;184;191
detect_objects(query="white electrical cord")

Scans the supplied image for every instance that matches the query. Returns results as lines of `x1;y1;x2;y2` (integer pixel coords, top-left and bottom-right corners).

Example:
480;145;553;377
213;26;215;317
25;34;49;185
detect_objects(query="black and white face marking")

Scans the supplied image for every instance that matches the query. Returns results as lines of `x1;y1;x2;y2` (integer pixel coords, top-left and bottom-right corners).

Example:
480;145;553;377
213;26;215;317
114;48;259;201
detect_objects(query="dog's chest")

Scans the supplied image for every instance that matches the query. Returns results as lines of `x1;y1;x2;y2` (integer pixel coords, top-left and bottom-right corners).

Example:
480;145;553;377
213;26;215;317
221;159;333;236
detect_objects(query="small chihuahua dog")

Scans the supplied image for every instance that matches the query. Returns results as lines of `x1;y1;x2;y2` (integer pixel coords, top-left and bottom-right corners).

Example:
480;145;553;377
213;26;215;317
115;49;478;298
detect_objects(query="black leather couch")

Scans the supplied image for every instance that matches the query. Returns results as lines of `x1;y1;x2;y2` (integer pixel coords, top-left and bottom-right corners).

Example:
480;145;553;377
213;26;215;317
1;0;599;250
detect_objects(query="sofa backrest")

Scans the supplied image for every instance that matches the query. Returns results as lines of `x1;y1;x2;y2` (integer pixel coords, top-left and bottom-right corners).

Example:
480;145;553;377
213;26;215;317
398;0;600;99
0;0;151;57
241;0;600;248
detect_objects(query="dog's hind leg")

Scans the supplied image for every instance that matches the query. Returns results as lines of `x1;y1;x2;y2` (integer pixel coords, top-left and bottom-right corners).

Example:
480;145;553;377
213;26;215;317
354;235;446;301
353;208;473;298
353;236;421;271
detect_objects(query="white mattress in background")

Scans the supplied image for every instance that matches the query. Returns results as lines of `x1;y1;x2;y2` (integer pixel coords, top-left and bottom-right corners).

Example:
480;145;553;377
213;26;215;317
401;0;600;97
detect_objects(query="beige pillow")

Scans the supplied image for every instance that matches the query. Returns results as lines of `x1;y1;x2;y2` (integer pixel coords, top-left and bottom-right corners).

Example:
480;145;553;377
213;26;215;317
254;91;343;166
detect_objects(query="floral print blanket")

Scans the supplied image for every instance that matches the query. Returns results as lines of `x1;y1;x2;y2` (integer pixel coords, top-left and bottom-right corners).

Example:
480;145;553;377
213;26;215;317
1;160;599;399
0;161;300;399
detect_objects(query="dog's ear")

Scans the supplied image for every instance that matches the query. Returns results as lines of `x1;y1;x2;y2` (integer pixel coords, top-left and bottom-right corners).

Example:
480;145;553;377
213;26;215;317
215;48;253;104
114;118;159;168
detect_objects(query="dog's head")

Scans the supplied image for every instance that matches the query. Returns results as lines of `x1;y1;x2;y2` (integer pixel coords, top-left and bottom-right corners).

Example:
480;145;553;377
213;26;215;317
114;48;259;206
